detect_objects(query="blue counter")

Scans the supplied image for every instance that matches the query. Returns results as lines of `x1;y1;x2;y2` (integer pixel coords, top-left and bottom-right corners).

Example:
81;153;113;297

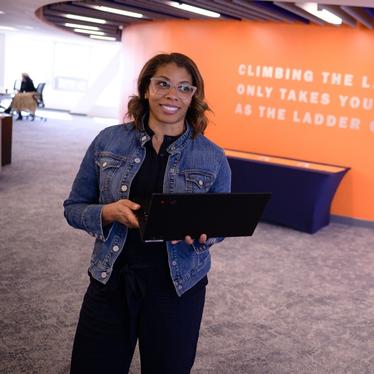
226;150;349;233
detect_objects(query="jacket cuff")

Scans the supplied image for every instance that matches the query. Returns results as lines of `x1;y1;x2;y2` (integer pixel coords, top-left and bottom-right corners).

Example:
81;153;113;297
82;204;111;241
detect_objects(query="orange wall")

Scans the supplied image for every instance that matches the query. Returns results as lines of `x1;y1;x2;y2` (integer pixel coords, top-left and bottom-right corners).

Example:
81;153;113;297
120;20;374;222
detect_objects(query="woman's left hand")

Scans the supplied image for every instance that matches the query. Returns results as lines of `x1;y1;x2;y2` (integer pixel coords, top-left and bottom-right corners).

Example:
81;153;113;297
171;234;207;245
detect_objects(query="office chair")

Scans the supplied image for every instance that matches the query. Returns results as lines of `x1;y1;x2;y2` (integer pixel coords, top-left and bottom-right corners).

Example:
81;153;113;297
13;79;21;91
34;83;46;108
27;83;47;121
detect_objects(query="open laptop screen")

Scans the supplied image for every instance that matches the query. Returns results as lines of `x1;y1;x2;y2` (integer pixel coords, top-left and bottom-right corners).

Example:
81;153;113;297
136;192;271;242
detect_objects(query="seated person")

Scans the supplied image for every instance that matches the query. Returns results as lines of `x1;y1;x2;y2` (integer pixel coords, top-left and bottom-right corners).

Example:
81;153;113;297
4;73;37;120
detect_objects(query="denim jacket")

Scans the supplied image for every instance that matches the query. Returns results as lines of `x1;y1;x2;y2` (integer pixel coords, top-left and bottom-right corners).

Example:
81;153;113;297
63;122;231;296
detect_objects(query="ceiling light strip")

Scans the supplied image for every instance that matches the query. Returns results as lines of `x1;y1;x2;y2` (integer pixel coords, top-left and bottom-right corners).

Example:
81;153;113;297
168;2;220;18
65;23;100;31
296;3;342;25
90;35;117;41
319;5;356;27
92;6;143;18
273;2;325;25
192;0;252;20
73;28;105;35
65;14;106;24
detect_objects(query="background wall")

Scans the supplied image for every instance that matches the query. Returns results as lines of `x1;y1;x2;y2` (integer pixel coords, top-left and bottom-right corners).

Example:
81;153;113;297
120;20;374;222
0;31;123;118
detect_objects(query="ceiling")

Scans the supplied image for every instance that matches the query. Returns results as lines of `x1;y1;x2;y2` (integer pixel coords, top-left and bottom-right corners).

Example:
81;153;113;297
0;1;374;42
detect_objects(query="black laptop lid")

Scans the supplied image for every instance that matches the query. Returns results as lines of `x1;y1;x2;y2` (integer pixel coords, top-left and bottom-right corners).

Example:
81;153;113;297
138;192;271;242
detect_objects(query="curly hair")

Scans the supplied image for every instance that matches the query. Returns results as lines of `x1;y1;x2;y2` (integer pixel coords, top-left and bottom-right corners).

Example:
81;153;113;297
126;53;211;138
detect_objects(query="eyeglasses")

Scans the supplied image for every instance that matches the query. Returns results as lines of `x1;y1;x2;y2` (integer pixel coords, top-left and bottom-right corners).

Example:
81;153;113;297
149;77;197;99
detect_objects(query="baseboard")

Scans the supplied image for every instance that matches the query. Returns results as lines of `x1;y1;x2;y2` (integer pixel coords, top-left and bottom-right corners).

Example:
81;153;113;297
39;107;72;113
330;215;374;228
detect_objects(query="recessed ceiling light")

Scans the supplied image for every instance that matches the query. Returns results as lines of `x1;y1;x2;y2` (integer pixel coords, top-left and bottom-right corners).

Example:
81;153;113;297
65;14;106;24
65;23;100;31
0;25;16;31
93;6;143;18
89;35;117;41
73;28;105;35
168;1;220;18
0;11;5;15
296;2;342;25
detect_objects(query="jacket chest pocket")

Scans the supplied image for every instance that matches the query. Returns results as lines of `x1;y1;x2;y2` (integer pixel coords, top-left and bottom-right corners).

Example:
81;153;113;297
182;169;215;193
95;153;125;199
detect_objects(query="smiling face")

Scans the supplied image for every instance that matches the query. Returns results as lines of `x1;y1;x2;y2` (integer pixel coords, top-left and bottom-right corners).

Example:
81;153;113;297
146;63;194;135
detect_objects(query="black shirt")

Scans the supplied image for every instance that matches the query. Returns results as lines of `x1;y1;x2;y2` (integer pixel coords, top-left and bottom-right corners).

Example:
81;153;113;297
121;122;180;265
20;77;36;92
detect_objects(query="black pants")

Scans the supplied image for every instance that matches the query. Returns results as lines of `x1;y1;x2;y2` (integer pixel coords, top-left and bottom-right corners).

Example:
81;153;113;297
70;261;207;374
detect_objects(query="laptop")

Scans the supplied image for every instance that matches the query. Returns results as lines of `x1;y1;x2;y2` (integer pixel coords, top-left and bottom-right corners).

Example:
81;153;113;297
135;192;271;242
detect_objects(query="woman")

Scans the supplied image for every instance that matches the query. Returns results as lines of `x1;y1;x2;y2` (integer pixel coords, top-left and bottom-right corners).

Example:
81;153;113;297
19;73;36;93
4;73;36;120
64;52;231;374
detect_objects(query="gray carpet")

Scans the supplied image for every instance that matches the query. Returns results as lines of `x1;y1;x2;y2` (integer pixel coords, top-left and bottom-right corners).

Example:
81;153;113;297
1;111;374;374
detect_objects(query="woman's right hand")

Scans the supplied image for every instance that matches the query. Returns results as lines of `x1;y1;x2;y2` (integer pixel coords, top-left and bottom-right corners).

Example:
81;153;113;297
101;199;140;228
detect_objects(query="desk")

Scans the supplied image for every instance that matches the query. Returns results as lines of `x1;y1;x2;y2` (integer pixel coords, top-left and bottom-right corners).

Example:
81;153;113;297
0;114;13;166
0;92;14;110
226;149;349;233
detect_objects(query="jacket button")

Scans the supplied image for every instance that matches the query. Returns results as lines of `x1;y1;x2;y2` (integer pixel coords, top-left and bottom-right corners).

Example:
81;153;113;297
141;135;147;141
102;161;108;167
178;285;182;290
198;180;203;186
134;157;141;163
172;261;177;266
113;245;120;252
101;271;107;279
121;185;128;192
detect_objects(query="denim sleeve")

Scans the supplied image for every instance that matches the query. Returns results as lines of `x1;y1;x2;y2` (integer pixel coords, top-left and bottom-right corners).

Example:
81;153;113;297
63;134;110;241
192;152;232;254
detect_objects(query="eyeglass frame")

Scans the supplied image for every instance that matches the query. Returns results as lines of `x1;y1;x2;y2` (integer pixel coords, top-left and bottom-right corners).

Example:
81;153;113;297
149;77;197;99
